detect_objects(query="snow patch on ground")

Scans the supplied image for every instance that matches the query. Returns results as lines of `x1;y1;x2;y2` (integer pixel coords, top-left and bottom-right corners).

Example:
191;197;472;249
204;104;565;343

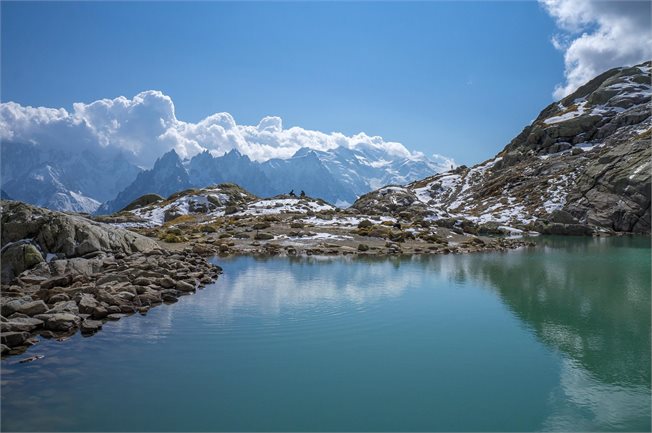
277;232;354;243
235;198;334;216
127;186;233;226
304;215;396;227
544;100;587;124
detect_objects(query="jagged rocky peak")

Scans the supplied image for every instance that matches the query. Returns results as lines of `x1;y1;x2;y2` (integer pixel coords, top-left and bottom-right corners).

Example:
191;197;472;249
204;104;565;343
99;141;453;215
155;148;185;170
97;149;193;214
353;61;651;234
224;148;246;159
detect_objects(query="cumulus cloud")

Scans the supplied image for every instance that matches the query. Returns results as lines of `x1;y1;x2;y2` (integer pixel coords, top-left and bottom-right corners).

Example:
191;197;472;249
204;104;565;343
540;0;652;99
0;90;425;167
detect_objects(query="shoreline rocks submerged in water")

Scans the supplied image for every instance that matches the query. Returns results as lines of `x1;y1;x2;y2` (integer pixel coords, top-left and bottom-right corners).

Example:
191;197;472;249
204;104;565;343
1;248;222;357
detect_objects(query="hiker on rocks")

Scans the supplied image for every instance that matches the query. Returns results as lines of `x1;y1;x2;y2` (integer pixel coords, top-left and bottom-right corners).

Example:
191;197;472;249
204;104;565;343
289;190;296;197
300;190;306;198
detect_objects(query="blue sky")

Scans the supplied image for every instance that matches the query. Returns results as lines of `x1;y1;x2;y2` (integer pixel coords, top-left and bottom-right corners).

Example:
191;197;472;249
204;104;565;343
0;2;576;164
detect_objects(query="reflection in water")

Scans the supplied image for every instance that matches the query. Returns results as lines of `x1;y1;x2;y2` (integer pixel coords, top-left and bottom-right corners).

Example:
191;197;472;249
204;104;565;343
417;236;651;431
1;237;649;431
206;238;650;430
454;237;650;385
204;256;414;316
544;357;651;431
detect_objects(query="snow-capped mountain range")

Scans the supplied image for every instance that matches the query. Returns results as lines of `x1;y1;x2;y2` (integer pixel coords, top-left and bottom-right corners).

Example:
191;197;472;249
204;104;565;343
1;141;141;213
0;91;453;214
98;145;452;214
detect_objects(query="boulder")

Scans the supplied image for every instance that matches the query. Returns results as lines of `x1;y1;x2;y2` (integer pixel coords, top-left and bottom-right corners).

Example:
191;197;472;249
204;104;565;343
43;313;81;332
536;222;594;236
48;300;79;315
368;226;391;238
95;274;130;286
48;293;70;304
1;241;44;283
1;317;44;332
40;275;73;290
16;300;48;316
254;232;274;240
158;276;176;289
1;331;30;347
478;222;508;235
77;294;98;315
175;280;196;292
133;277;151;286
357;219;373;229
1;298;33;317
80;319;103;335
91;305;109;320
137;291;162;305
548;210;579;225
160;290;179;303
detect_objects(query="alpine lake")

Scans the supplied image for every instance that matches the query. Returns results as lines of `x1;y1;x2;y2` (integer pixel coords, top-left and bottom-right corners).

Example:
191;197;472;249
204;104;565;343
1;236;650;432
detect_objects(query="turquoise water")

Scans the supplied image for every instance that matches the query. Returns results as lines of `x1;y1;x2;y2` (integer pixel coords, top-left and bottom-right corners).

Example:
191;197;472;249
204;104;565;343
1;236;650;431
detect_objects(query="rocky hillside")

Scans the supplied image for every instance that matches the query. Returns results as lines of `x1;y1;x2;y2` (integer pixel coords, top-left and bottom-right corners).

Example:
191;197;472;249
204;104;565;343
353;62;651;234
97;183;335;228
93;180;530;259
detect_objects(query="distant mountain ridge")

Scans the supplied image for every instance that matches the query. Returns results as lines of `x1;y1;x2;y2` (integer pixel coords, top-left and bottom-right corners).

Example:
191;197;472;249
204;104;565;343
97;145;452;214
1;142;141;213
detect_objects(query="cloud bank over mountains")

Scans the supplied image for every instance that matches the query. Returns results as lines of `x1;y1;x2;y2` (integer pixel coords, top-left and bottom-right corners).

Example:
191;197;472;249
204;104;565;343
541;0;652;99
0;90;439;167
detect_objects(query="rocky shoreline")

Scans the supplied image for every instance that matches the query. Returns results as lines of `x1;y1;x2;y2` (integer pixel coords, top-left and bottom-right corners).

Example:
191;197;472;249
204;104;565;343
160;222;535;258
0;201;224;357
1;247;221;357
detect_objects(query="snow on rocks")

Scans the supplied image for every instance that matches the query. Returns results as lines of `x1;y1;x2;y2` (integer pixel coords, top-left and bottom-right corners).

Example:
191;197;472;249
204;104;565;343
543;99;588;125
120;185;254;227
304;215;396;227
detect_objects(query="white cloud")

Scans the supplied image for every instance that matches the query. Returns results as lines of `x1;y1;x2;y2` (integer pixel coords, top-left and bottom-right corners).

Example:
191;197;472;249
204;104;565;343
540;0;652;99
0;90;426;167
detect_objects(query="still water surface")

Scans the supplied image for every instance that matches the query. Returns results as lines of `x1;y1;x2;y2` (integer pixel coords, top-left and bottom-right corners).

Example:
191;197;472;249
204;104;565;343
1;236;650;431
